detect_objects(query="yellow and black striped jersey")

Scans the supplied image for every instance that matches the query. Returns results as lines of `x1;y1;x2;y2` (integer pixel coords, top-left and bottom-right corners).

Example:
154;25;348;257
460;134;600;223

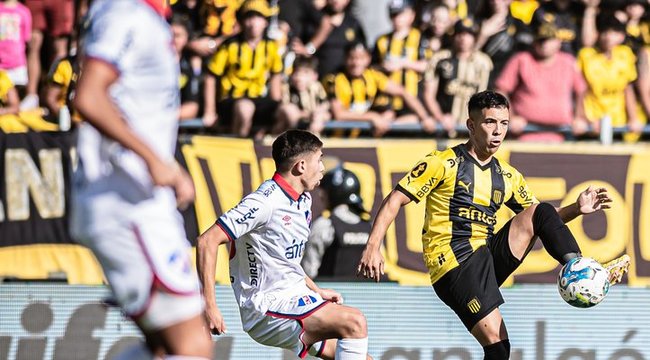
322;69;389;113
373;28;426;110
578;44;636;127
201;0;242;37
0;70;13;106
396;144;538;284
206;34;283;100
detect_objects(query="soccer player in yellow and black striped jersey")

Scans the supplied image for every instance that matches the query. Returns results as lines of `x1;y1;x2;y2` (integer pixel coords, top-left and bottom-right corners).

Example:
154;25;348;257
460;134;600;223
323;42;435;137
358;91;631;360
372;0;428;117
203;0;282;137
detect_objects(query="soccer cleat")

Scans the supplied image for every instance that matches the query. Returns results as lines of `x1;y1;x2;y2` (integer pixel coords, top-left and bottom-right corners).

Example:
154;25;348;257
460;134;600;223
603;254;630;285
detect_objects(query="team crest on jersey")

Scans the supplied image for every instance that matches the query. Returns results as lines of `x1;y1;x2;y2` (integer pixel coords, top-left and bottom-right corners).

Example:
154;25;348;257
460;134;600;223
493;190;503;205
345;29;356;41
298;295;318;306
467;297;481;314
410;162;427;178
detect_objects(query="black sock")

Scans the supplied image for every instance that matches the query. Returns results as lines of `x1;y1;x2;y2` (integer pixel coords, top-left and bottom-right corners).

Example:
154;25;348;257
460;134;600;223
483;339;511;360
533;202;581;265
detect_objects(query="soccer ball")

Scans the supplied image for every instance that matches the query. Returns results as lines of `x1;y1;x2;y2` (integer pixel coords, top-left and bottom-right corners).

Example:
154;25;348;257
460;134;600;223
557;257;610;308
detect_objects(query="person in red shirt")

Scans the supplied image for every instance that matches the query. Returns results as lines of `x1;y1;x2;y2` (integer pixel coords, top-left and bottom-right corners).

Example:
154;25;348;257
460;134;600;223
495;20;587;142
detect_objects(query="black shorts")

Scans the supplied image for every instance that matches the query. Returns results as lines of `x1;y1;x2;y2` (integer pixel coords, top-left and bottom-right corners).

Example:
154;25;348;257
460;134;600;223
432;219;522;330
217;97;279;128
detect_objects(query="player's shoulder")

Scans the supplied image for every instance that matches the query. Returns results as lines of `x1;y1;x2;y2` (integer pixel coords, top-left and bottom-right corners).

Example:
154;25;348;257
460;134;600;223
251;179;281;200
493;156;523;180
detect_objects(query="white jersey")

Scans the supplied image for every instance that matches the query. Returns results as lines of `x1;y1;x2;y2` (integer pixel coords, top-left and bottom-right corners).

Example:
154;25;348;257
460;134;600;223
78;0;180;188
217;173;314;331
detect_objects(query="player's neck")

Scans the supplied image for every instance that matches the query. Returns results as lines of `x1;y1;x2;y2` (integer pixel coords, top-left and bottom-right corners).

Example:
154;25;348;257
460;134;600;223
464;142;493;165
274;172;305;196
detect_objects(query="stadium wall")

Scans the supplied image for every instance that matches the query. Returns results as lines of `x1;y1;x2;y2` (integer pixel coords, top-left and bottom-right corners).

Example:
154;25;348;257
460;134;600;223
1;133;650;286
0;283;648;360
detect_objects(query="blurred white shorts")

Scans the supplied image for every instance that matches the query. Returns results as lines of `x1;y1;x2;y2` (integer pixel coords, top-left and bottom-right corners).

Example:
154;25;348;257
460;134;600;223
247;288;330;358
70;171;202;330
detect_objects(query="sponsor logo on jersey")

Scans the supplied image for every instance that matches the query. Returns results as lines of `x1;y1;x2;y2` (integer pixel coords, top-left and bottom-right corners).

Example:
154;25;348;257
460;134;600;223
245;242;259;286
457;180;471;192
342;232;370;245
457;207;497;226
236;207;259;224
282;215;292;226
416;177;437;198
263;184;276;197
285;239;305;260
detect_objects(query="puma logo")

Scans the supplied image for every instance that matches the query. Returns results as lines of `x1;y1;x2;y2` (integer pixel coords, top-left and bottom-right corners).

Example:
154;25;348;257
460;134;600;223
458;180;471;192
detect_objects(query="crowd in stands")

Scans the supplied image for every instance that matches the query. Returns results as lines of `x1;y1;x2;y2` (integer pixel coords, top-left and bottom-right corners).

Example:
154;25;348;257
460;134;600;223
1;0;650;141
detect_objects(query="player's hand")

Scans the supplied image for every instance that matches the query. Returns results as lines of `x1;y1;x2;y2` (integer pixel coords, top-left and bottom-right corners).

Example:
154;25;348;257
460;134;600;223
204;305;227;335
148;159;196;210
318;288;344;304
577;186;612;214
357;245;384;282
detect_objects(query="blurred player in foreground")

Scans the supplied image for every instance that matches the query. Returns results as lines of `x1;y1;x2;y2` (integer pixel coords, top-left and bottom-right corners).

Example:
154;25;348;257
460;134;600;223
70;0;213;358
197;130;372;359
357;90;630;359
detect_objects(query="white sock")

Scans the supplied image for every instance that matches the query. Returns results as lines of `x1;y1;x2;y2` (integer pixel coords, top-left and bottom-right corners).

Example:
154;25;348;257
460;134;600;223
335;337;368;360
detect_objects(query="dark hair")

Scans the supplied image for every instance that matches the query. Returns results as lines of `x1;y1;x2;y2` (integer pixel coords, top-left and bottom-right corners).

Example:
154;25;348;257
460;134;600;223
344;41;368;56
596;13;626;34
292;56;319;72
170;14;193;36
272;130;323;172
468;90;509;116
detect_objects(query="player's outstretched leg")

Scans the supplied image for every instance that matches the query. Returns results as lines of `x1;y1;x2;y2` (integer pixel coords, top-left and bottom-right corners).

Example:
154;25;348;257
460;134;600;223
470;308;510;360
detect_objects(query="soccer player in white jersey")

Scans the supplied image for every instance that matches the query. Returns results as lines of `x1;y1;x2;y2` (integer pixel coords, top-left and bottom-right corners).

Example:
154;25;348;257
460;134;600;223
197;130;372;360
70;0;213;358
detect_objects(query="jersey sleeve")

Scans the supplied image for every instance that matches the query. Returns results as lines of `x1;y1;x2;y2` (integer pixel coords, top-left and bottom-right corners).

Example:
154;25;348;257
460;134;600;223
84;10;135;72
216;192;273;241
49;59;72;87
206;44;229;77
396;154;446;203
504;167;539;214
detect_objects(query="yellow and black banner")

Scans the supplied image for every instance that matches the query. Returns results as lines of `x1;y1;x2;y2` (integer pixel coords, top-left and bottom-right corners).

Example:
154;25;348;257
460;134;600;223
2;133;650;286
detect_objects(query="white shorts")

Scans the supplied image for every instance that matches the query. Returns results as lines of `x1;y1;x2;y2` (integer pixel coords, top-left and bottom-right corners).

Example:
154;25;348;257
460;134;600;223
5;66;28;86
247;289;330;358
70;170;202;330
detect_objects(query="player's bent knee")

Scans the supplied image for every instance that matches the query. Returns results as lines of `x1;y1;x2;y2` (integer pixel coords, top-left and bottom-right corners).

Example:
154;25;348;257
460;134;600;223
483;339;510;360
340;308;367;338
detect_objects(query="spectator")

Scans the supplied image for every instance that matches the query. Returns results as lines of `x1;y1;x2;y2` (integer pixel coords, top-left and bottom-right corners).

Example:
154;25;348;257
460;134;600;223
323;42;434;137
203;0;283;138
495;21;588;142
279;0;321;44
622;0;647;53
187;0;241;58
0;0;31;93
23;0;74;110
302;166;373;280
421;3;453;55
0;69;57;133
531;0;592;55
476;0;532;87
634;45;650;139
577;15;642;138
372;0;429;123
294;0;366;77
171;14;200;121
44;51;80;129
274;56;331;136
423;18;493;135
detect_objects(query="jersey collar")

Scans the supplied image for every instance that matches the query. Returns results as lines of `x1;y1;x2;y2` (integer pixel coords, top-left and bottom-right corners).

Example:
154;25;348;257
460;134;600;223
272;172;301;202
141;0;171;17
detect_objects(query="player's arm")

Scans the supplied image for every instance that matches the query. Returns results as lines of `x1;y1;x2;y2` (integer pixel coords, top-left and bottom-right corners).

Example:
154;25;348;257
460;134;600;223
74;59;194;208
196;222;230;335
357;189;411;282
